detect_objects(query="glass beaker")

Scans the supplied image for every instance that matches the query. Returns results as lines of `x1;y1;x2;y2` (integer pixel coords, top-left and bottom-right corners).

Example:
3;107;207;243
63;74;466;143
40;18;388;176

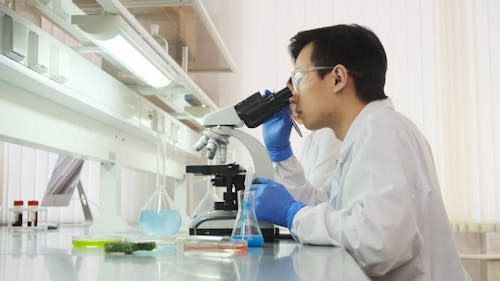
192;178;221;218
231;190;264;247
139;133;181;237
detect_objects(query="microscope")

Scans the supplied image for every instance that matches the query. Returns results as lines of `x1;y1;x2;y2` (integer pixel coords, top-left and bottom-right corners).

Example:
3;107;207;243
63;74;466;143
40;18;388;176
187;87;292;242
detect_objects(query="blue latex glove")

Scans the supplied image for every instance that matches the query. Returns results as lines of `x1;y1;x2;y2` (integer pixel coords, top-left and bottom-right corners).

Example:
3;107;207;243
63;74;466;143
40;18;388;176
262;90;293;162
250;177;305;229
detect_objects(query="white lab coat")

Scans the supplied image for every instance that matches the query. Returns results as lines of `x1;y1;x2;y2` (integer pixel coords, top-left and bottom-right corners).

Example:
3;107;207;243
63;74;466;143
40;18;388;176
274;99;470;281
299;128;341;189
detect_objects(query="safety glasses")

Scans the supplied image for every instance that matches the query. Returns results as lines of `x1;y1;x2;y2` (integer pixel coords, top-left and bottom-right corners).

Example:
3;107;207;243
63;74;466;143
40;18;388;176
291;66;333;95
290;66;364;95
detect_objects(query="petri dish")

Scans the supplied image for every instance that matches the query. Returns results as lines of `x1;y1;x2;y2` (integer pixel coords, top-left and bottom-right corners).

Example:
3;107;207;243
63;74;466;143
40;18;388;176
180;236;248;257
72;235;124;248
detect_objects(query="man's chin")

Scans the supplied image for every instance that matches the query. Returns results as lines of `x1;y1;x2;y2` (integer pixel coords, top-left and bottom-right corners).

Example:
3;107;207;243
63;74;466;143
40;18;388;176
303;120;318;130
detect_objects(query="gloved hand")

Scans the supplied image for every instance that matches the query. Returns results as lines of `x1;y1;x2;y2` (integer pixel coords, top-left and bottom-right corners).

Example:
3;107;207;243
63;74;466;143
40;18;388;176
262;90;293;162
250;177;305;229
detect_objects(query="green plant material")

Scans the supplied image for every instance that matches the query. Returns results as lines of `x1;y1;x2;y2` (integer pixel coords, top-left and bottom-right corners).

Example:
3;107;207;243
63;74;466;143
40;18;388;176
104;241;156;254
134;242;157;251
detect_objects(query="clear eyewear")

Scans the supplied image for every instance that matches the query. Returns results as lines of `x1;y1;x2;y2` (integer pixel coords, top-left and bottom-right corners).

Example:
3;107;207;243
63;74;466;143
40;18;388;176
291;66;333;94
291;66;364;94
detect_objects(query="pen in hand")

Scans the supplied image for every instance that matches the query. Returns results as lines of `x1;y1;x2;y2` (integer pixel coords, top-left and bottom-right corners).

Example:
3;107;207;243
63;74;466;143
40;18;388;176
290;114;303;137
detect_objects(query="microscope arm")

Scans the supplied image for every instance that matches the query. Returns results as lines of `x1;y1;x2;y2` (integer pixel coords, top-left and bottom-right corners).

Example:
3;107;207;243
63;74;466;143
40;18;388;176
230;129;274;179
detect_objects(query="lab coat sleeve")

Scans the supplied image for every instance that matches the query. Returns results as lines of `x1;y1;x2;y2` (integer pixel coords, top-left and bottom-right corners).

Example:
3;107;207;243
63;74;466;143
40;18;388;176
273;156;331;205
291;118;425;277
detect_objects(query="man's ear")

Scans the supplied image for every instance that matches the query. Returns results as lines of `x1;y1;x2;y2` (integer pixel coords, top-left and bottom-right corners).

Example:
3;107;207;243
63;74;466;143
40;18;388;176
332;64;348;91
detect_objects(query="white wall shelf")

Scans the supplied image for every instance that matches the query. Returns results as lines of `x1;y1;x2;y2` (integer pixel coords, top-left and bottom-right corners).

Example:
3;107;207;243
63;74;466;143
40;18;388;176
24;0;235;129
0;5;202;178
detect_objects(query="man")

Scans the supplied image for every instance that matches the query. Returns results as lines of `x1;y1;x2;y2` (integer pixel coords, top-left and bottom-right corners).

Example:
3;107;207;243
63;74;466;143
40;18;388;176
251;24;470;281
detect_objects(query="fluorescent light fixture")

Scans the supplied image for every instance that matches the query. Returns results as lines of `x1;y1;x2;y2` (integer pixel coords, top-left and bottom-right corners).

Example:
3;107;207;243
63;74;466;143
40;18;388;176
98;35;169;88
72;15;172;88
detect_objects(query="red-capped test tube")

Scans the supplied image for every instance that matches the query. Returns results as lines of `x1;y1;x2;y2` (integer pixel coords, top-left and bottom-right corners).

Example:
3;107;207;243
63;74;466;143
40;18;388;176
28;200;39;227
12;200;23;227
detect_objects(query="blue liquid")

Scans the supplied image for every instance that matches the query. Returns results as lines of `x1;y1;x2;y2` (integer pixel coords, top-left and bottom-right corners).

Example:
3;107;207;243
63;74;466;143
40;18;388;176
233;199;263;247
232;235;264;247
139;209;181;236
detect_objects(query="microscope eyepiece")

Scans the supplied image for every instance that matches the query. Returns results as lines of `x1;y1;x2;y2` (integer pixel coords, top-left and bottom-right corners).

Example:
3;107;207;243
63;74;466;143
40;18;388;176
234;87;292;128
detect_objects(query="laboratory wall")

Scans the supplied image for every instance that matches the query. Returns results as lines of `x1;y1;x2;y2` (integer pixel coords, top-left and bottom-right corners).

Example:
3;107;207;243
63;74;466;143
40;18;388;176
195;0;500;231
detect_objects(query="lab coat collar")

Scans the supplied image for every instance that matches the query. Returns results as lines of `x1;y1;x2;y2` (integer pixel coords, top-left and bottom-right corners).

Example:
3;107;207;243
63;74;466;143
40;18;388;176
337;98;394;164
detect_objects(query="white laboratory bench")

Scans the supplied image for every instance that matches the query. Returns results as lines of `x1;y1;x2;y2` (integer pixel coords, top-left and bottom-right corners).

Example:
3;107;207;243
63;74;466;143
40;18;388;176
0;226;371;281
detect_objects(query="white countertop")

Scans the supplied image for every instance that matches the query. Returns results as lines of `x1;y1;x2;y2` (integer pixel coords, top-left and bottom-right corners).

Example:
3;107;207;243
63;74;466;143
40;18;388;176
0;226;371;281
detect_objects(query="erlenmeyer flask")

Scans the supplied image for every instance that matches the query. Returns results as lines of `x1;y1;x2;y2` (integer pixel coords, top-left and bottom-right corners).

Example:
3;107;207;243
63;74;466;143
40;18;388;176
231;190;264;247
192;178;221;218
139;133;181;237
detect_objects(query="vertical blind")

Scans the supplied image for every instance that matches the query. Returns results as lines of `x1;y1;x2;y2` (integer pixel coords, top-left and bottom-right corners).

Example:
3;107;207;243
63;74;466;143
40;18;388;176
437;0;500;231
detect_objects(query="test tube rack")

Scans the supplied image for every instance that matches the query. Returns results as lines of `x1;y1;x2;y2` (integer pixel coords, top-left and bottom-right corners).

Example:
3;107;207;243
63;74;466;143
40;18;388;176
7;207;48;232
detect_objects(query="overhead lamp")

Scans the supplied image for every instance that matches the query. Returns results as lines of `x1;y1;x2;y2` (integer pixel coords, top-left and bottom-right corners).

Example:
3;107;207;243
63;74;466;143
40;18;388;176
72;15;172;88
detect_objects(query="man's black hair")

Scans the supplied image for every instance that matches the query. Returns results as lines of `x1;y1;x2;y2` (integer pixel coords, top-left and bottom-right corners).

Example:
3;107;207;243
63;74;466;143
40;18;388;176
289;24;388;103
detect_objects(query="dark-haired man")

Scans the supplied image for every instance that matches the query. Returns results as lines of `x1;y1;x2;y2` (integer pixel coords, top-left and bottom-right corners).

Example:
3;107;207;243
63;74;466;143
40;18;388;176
251;24;470;281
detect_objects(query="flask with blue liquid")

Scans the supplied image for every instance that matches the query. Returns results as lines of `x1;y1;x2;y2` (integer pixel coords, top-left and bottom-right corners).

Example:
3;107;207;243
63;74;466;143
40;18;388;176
139;133;181;237
231;167;264;247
